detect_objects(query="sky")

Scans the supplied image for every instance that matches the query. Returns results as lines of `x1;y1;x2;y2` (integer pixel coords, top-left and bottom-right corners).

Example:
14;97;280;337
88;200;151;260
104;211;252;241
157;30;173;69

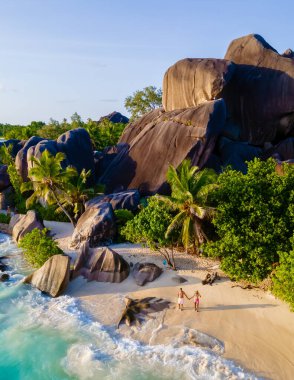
0;0;293;124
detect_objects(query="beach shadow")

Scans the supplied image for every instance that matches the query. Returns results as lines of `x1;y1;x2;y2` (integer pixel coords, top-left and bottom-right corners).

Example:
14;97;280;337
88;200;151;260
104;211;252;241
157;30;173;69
201;303;277;311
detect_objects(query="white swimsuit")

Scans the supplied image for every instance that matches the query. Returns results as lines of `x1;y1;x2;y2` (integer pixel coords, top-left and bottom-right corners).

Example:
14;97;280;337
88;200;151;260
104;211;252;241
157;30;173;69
178;297;184;305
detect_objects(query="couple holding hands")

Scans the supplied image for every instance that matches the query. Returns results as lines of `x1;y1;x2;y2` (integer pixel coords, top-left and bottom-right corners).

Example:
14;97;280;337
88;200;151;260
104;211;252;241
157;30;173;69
177;288;201;311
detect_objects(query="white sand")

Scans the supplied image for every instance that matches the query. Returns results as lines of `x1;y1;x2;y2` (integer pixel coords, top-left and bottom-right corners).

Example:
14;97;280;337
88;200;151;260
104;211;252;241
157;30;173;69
49;221;294;379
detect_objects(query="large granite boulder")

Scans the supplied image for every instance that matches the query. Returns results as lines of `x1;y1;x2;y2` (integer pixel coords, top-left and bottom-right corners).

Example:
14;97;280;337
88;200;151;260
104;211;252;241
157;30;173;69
99;111;129;124
94;143;129;180
119;108;165;144
223;34;294;145
9;210;44;242
85;190;140;212
57;128;95;177
15;136;44;181
70;202;116;249
0;165;11;191
99;99;226;195
225;34;292;71
217;137;262;173
163;58;235;112
24;254;70;297
27;139;61;173
73;244;129;283
132;262;162;286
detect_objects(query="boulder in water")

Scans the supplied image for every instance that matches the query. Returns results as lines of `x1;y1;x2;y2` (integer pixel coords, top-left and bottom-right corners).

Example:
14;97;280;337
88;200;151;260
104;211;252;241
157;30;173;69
24;254;70;297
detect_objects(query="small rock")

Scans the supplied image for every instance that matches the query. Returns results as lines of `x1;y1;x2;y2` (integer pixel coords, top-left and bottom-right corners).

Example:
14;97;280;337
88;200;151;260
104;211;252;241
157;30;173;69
0;273;9;282
132;262;162;286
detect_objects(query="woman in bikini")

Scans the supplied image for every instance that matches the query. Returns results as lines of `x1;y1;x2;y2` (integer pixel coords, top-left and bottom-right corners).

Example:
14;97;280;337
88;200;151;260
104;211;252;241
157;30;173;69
191;290;201;312
177;288;189;311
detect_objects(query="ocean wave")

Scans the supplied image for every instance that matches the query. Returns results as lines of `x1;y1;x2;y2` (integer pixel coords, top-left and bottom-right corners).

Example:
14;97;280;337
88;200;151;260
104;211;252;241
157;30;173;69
0;232;261;380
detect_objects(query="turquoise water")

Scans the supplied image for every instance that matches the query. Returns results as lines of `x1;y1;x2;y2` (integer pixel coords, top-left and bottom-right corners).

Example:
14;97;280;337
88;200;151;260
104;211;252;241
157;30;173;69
0;233;258;380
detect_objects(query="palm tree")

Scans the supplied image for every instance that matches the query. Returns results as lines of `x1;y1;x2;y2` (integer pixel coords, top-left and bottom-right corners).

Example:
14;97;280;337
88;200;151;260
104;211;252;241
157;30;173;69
57;169;104;223
21;150;77;226
163;159;217;254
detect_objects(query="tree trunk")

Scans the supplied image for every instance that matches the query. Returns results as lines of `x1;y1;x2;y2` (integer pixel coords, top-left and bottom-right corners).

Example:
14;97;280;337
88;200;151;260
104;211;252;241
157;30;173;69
50;187;76;227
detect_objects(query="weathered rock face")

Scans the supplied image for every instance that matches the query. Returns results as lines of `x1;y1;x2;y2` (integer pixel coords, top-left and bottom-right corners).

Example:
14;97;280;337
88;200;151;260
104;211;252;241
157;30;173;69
225;34;291;71
261;138;294;161
70;202;116;249
163;59;235;112
99;111;129;124
99;99;226;195
57;128;95;182
24;254;70;297
0;165;11;191
0;186;13;209
94;143;129;180
27;139;61;174
223;34;294;145
85;190;140;212
282;49;294;59
132;262;162;286
9;210;44;242
119;108;165;144
217;137;262;173
73;245;129;283
15;136;44;181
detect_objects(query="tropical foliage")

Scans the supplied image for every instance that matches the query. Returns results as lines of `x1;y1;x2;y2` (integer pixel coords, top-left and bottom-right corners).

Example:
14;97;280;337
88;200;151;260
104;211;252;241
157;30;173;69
19;228;63;268
124;86;162;121
21;150;78;226
204;159;294;282
0;144;26;212
1;113;126;151
272;239;294;310
0;213;11;224
121;196;179;269
163;159;217;254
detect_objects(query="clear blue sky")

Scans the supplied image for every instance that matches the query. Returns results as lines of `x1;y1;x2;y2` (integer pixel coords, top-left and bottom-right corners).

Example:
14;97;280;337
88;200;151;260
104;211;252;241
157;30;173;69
0;0;293;124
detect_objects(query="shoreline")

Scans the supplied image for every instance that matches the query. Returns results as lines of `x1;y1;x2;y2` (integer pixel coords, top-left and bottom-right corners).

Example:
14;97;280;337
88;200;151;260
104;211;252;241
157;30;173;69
3;219;294;379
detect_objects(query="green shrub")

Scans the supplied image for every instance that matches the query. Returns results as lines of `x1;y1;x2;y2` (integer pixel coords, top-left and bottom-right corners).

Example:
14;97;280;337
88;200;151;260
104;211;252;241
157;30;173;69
0;213;11;224
204;159;294;282
19;228;63;268
272;241;294;310
121;196;179;268
114;209;134;242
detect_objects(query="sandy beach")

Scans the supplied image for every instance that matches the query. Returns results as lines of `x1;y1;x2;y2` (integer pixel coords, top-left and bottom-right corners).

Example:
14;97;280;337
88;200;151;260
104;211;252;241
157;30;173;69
44;221;294;379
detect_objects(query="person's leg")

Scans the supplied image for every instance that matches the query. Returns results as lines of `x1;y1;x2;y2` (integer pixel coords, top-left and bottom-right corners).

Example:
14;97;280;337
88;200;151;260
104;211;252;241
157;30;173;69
194;302;196;311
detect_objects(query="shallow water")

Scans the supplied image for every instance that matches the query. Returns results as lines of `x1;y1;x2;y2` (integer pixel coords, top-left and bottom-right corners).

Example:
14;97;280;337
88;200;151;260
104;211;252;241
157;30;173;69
0;233;259;380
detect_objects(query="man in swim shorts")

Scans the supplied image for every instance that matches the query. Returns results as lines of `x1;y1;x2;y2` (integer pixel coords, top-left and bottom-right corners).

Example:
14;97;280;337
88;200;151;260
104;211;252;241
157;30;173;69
177;288;189;311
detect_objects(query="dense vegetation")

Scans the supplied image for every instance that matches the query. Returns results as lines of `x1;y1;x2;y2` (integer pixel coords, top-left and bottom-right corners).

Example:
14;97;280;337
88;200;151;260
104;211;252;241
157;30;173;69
121;196;179;269
1;113;126;151
21;150;100;226
204;159;294;282
121;159;294;309
0;213;11;224
19;228;63;268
